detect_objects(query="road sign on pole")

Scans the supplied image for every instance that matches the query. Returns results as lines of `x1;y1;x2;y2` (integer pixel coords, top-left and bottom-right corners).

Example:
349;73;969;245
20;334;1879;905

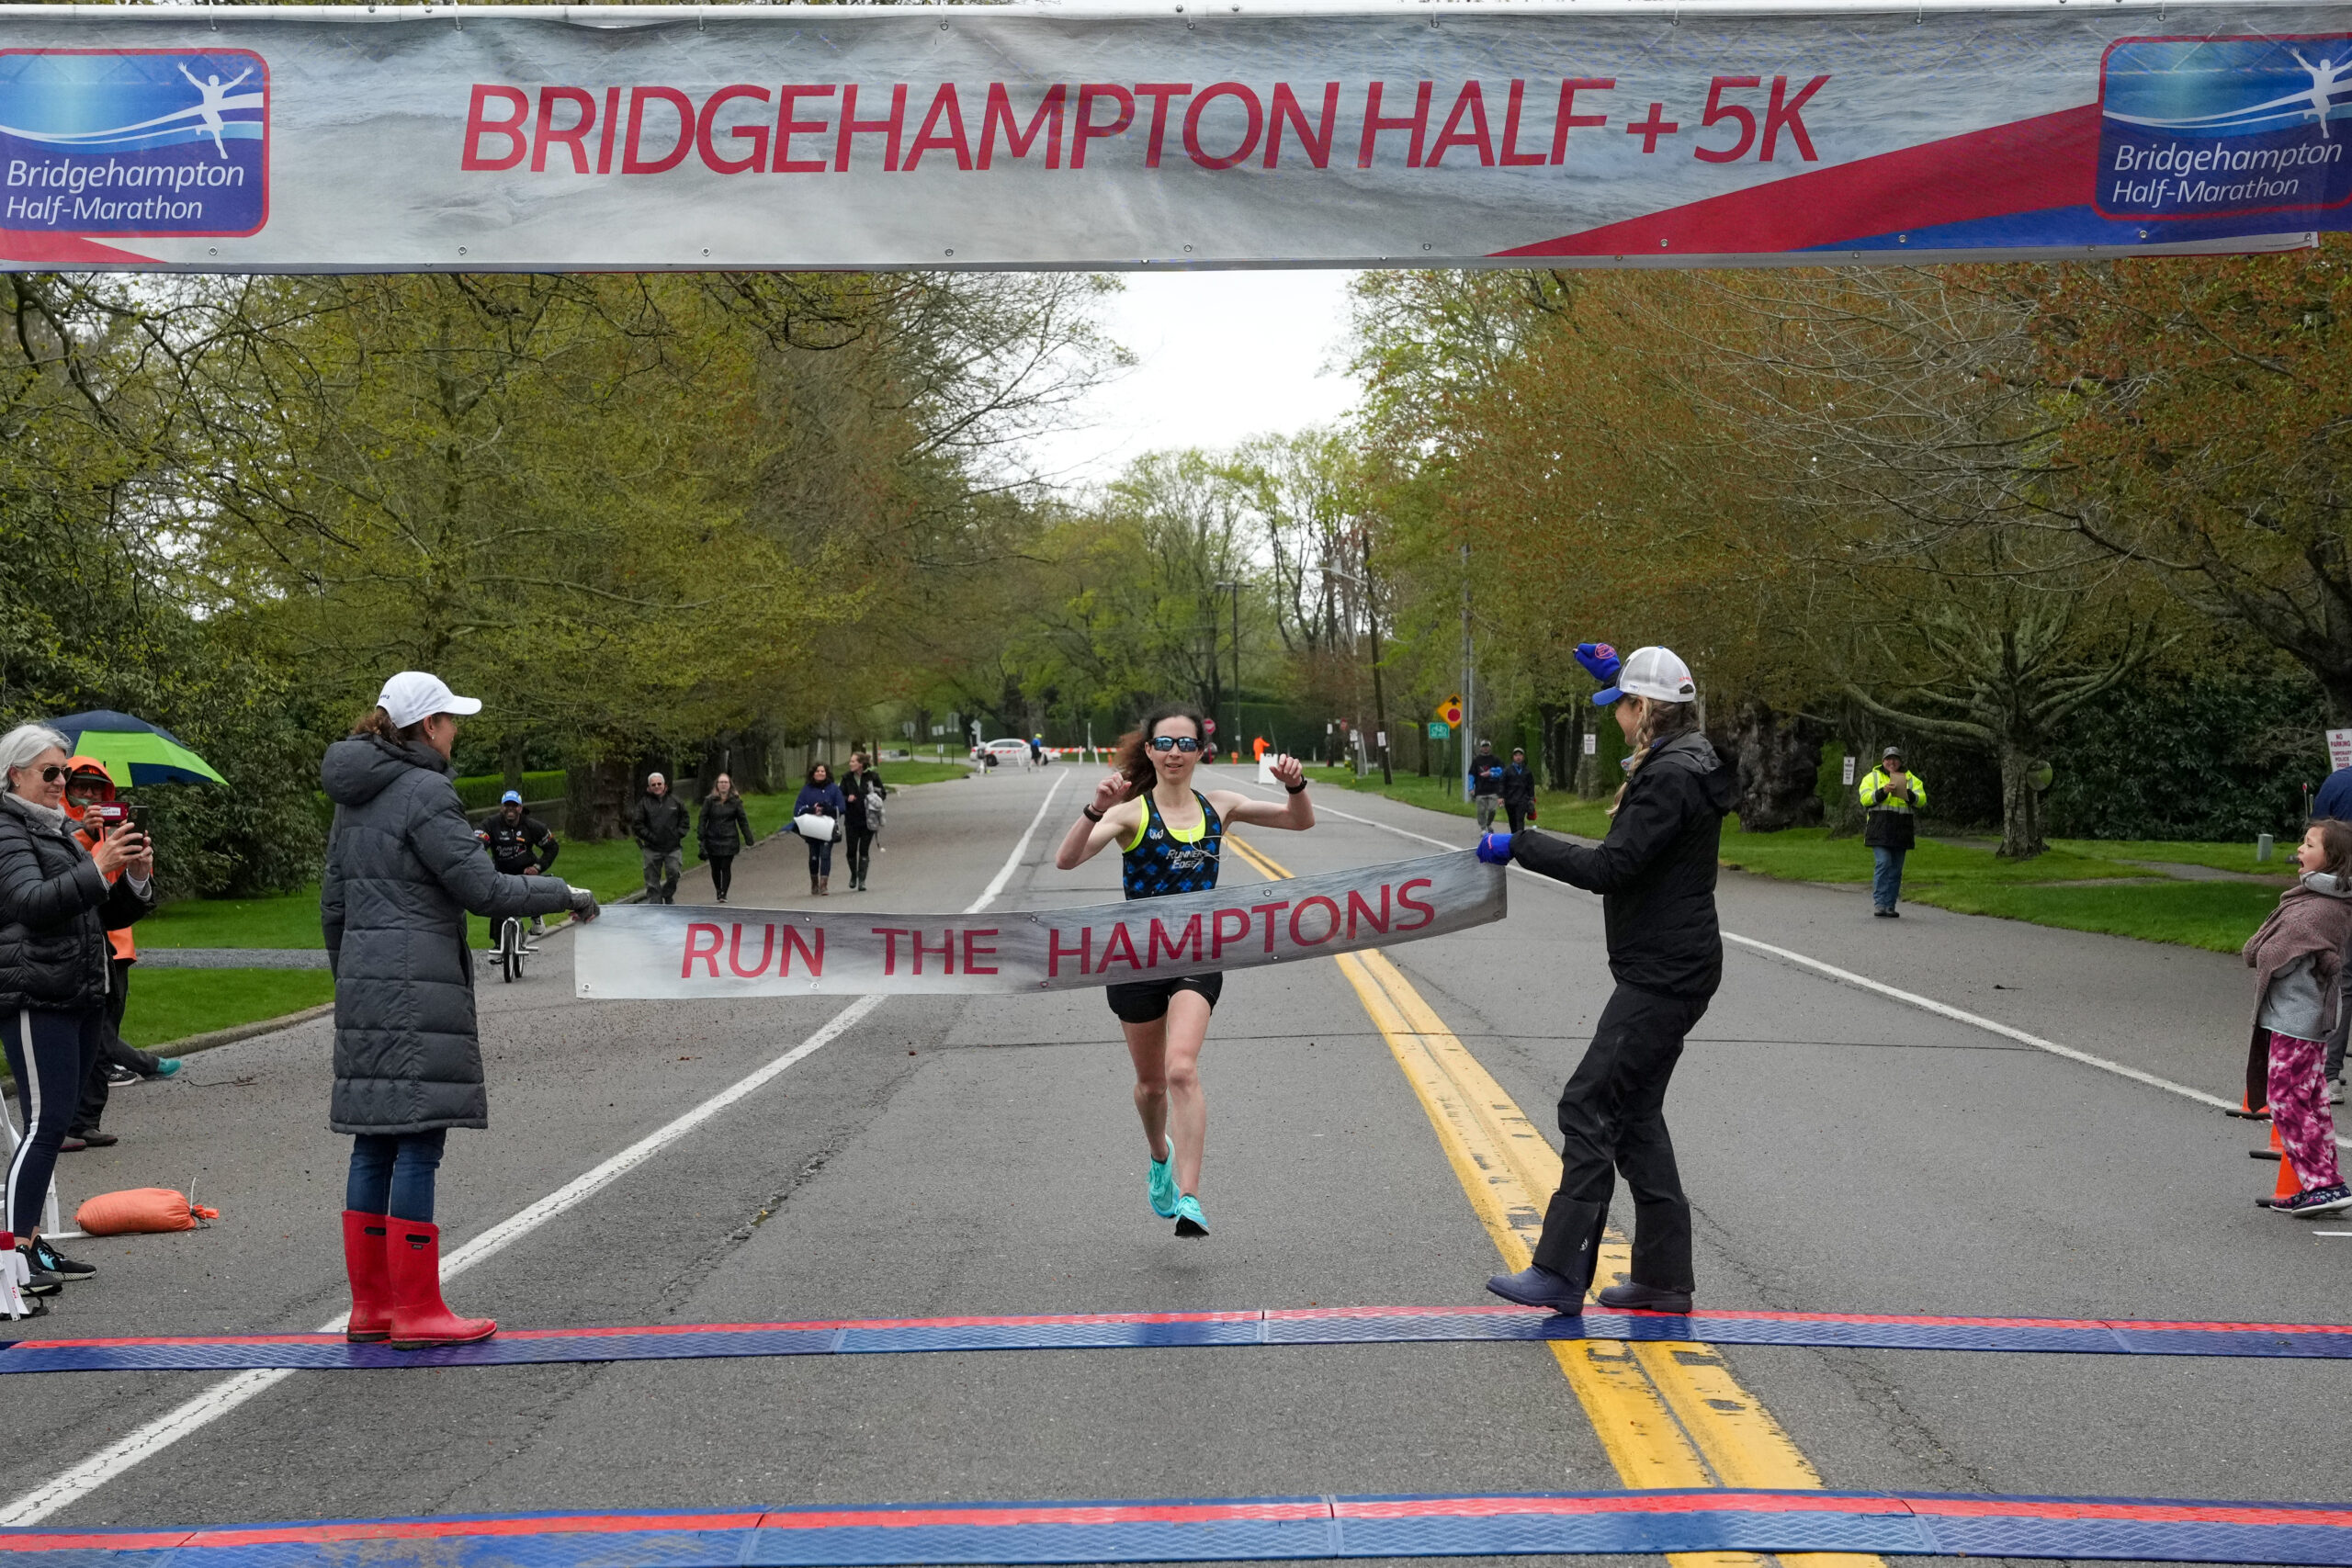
2329;728;2352;773
1427;721;1450;740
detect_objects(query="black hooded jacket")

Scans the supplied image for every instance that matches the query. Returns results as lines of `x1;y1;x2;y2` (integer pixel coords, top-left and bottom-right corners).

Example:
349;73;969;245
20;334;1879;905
1509;731;1739;998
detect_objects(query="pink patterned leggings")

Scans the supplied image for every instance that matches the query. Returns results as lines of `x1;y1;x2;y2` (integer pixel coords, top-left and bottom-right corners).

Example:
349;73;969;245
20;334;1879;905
2269;1031;2342;1191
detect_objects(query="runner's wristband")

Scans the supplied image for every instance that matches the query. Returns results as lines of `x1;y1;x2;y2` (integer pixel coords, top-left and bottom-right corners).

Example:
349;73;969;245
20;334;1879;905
1082;806;1105;822
1285;781;1307;795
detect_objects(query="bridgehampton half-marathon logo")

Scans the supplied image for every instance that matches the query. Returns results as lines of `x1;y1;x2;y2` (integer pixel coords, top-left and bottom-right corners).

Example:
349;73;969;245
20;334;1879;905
2098;35;2352;220
1;50;267;235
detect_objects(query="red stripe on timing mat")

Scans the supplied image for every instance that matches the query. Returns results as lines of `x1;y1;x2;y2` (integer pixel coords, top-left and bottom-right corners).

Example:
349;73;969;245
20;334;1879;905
1491;104;2100;258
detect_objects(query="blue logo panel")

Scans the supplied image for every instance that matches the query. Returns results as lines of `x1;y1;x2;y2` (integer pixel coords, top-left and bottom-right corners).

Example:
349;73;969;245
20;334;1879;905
2098;36;2352;220
0;50;267;235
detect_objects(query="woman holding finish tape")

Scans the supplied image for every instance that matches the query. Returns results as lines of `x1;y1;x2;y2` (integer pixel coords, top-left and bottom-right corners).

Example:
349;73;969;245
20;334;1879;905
1055;705;1315;1238
1479;645;1736;1316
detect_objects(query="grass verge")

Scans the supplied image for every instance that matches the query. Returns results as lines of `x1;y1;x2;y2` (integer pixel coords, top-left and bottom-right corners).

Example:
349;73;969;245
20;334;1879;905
121;968;337;1050
1905;881;2276;955
1312;764;2278;953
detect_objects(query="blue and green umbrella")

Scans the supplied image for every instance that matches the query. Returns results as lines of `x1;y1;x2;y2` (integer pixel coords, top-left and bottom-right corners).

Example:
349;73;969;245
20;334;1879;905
46;710;227;788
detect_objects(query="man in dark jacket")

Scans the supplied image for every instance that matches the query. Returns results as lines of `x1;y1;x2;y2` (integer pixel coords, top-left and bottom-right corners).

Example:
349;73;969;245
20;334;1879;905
632;773;690;905
1467;739;1505;830
1500;747;1538;835
1477;644;1736;1316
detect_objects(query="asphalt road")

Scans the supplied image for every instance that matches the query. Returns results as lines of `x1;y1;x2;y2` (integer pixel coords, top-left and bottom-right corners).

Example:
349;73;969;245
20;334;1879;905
0;765;2335;1567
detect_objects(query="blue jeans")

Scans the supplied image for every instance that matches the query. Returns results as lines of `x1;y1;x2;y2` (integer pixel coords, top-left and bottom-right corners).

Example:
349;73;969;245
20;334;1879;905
345;1130;447;1223
1871;847;1907;911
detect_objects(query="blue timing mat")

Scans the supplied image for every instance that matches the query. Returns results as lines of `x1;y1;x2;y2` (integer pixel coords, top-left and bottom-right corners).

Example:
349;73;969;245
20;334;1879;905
6;1487;2352;1566
6;1303;2351;1374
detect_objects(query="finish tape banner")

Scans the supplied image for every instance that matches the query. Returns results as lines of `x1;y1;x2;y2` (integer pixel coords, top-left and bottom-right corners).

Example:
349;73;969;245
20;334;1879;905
0;3;2346;273
571;851;1502;999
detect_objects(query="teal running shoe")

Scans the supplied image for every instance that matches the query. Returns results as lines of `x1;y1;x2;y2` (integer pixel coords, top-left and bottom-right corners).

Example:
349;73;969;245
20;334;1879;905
1173;1193;1209;1238
152;1057;182;1079
1148;1143;1179;1219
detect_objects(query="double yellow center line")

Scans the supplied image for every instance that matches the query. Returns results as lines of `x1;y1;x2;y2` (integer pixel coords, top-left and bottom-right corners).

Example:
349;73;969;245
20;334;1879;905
1224;833;1879;1568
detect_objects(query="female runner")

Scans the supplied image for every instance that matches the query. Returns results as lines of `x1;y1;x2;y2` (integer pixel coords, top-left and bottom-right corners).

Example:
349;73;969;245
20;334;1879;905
1055;705;1315;1236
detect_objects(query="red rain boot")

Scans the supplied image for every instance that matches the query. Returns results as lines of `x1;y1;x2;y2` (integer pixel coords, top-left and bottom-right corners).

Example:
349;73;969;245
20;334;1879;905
342;1211;392;1343
385;1219;495;1350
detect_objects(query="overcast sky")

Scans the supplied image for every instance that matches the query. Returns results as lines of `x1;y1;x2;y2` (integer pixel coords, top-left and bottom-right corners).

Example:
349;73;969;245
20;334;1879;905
1019;268;1363;489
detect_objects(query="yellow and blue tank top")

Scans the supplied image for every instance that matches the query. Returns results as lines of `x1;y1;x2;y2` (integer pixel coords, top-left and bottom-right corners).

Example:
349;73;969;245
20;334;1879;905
1121;791;1223;900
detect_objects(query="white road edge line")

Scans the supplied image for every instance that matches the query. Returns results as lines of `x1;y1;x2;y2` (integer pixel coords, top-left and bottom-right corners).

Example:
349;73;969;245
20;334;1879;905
1234;778;2316;1141
0;775;1066;1529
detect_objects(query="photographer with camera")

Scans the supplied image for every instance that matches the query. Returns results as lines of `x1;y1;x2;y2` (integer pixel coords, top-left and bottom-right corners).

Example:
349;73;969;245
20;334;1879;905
0;723;155;1306
62;758;176;1152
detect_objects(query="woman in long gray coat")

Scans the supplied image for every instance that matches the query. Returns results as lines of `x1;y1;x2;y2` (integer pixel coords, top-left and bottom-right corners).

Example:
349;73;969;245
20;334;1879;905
322;672;596;1349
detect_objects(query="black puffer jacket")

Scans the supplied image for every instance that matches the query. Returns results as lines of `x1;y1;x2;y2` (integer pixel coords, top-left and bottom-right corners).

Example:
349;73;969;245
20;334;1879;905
320;736;575;1135
697;793;753;858
0;794;151;1013
1510;731;1739;998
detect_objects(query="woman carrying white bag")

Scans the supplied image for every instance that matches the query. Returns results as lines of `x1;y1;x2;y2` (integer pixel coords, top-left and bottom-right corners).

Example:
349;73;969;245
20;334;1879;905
792;762;847;897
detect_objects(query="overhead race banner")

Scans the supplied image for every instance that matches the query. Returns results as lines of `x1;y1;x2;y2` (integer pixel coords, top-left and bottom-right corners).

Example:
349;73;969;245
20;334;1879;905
572;851;1502;998
0;2;2343;272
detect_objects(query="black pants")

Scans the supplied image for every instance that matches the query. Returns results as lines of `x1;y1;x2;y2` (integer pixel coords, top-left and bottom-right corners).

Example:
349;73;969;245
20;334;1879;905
74;957;151;1134
3;1007;103;1235
843;828;875;886
708;854;735;901
1506;803;1531;834
1531;983;1710;1294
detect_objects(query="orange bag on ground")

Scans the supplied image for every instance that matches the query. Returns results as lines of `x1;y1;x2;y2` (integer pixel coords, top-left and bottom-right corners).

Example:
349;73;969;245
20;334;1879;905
74;1188;218;1235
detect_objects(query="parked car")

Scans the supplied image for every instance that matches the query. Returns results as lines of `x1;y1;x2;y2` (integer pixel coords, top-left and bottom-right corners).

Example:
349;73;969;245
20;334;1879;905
976;738;1034;767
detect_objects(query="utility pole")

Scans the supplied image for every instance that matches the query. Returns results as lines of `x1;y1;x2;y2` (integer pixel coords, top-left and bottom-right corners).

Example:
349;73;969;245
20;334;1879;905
1459;543;1475;802
1214;579;1240;761
1363;535;1392;785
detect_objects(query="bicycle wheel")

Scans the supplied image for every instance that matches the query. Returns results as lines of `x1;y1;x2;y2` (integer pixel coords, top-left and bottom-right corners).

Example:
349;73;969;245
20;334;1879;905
500;919;520;983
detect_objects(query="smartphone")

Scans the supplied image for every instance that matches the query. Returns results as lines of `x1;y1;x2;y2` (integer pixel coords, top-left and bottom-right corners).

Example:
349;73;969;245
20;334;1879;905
91;802;142;830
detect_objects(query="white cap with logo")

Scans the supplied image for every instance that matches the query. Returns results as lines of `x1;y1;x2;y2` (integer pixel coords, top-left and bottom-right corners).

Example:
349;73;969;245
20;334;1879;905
377;671;482;729
1609;647;1697;705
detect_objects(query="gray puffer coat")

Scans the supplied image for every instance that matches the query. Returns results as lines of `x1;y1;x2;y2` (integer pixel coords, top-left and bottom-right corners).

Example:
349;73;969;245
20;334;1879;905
321;736;575;1135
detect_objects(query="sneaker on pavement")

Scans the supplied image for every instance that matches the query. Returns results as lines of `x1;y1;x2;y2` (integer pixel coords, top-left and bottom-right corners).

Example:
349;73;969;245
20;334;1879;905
151;1056;182;1079
28;1235;95;1280
2279;1182;2352;1217
18;1261;62;1298
1173;1193;1210;1237
57;1135;85;1153
72;1130;118;1148
1487;1265;1587;1314
103;1063;140;1087
1596;1280;1694;1314
1148;1143;1179;1219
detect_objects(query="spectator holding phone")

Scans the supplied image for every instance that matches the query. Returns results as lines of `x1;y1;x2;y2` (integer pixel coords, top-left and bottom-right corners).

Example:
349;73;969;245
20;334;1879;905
62;758;175;1152
1858;745;1927;918
0;723;155;1305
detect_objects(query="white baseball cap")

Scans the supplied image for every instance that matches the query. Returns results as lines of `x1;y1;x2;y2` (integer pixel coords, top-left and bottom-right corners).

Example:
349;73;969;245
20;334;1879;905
1597;646;1696;705
377;671;481;729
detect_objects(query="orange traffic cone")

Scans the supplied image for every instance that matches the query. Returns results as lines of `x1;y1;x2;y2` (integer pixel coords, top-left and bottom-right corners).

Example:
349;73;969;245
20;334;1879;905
2272;1121;2301;1204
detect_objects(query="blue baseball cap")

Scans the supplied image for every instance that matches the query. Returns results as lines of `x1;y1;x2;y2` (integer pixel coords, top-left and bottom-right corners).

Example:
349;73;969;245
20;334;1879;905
500;789;522;805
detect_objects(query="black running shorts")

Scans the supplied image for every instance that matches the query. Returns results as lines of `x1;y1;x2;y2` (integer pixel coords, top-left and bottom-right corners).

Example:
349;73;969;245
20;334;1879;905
1104;973;1224;1024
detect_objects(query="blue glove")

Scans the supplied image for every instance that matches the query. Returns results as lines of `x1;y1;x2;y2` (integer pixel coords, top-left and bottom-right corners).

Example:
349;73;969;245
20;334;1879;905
1575;642;1621;684
1476;832;1515;865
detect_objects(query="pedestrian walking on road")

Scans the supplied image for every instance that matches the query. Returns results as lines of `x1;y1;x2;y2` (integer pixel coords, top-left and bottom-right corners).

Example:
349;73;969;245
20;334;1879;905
794;762;846;897
2242;819;2352;1217
322;672;599;1350
1054;705;1317;1239
0;723;155;1312
837;753;887;893
697;773;754;905
1501;747;1538;835
1859;746;1926;918
632;773;690;905
1477;644;1735;1316
1468;739;1504;830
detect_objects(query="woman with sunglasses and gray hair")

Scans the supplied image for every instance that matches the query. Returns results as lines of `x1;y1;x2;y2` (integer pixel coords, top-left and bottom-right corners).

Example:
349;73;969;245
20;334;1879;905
1055;704;1315;1239
0;722;155;1308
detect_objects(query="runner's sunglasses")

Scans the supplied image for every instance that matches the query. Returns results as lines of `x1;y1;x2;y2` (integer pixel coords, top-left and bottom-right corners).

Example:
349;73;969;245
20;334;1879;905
1147;736;1203;753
